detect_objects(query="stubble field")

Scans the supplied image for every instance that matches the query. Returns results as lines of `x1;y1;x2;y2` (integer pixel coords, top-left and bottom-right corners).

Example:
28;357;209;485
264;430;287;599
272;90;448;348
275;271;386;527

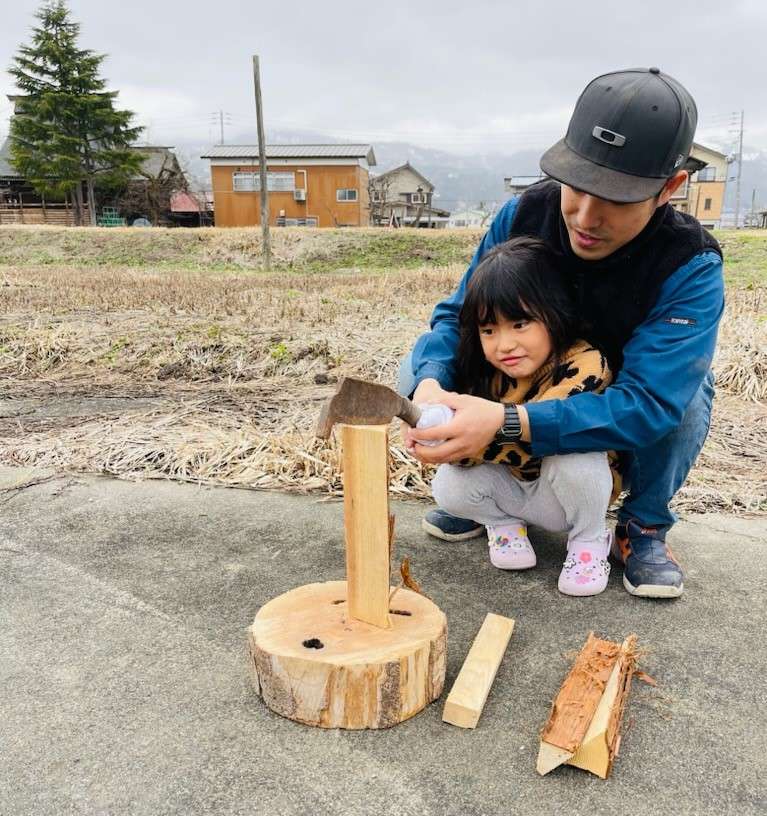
1;225;765;515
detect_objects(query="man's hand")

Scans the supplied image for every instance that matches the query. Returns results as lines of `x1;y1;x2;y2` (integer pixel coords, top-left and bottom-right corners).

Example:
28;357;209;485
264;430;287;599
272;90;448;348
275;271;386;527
406;392;505;464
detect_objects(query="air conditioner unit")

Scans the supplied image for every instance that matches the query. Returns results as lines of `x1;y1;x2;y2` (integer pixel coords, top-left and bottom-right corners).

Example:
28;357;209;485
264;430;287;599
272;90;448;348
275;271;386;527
294;189;307;201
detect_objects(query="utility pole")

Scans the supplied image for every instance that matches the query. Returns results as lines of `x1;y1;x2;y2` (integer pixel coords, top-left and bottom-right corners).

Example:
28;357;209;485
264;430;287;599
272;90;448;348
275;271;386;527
252;55;271;271
210;110;232;145
734;109;744;230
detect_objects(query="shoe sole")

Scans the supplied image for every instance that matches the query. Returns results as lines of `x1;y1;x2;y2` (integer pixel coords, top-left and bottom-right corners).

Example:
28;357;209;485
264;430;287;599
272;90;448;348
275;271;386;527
491;560;536;571
623;575;684;598
421;518;485;542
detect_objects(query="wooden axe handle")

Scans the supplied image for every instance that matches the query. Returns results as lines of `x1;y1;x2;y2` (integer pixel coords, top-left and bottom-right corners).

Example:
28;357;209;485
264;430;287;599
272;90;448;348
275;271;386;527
397;396;422;428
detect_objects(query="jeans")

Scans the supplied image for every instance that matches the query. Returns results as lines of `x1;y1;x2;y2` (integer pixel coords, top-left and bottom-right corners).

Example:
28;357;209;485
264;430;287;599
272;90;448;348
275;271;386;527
397;355;715;532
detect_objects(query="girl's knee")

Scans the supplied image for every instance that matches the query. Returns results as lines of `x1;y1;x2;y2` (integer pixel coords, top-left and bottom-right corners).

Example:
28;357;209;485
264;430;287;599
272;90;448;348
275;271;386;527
541;453;612;498
432;464;493;517
431;465;466;514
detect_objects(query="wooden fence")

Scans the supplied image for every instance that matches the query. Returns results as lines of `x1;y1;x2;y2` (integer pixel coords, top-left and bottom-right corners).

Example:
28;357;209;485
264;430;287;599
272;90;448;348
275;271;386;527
0;203;92;226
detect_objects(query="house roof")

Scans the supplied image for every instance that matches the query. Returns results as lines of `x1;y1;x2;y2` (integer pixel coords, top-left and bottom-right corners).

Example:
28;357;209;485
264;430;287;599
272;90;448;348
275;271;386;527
132;145;182;178
0;138;182;181
0;138;16;178
201;144;376;165
692;141;727;160
372;161;434;191
170;191;207;213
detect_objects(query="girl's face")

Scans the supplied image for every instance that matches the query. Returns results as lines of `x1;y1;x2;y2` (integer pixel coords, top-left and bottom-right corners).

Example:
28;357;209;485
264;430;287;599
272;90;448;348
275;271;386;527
479;315;553;379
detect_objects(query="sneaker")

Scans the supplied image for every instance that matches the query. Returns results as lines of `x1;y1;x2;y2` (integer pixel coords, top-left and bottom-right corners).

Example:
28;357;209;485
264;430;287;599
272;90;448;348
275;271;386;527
486;521;536;570
558;530;612;597
612;519;684;598
422;508;485;542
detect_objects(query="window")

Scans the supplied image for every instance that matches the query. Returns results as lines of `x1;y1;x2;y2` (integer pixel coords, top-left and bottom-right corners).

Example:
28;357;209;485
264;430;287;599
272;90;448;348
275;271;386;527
276;216;318;227
371;190;382;202
410;193;426;204
704;198;712;211
232;171;295;192
337;188;358;202
697;166;717;182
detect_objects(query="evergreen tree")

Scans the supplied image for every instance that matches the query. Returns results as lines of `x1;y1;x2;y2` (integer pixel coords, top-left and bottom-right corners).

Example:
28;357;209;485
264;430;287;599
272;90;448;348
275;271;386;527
9;0;144;224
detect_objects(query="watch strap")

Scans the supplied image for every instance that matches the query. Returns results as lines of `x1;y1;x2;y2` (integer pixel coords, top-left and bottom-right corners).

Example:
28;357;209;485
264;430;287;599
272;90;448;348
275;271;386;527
494;403;522;443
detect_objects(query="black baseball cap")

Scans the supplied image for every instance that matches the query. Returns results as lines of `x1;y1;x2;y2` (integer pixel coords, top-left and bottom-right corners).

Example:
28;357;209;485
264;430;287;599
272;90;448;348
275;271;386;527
540;67;697;204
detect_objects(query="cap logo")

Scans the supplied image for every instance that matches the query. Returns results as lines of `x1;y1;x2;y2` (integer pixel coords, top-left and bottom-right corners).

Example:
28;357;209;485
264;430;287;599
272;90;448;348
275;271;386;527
592;126;626;147
673;154;684;169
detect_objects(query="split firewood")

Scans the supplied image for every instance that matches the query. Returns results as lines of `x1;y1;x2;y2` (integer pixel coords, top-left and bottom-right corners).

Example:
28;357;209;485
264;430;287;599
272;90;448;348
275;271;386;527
537;633;638;779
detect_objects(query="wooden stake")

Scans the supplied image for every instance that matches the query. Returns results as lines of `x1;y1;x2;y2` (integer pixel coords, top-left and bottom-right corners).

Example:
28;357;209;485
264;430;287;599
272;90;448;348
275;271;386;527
442;612;515;728
341;424;391;628
252;54;272;271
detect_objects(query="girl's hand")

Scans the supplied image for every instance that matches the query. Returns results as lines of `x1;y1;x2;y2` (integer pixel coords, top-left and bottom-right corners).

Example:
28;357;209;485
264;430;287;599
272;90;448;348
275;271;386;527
407;393;505;464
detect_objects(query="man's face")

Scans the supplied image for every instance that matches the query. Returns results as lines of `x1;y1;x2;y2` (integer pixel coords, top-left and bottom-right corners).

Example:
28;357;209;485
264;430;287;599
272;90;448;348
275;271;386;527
560;185;661;261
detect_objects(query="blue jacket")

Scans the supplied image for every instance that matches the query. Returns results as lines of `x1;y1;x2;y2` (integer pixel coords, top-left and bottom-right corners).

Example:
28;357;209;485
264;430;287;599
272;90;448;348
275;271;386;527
410;196;725;456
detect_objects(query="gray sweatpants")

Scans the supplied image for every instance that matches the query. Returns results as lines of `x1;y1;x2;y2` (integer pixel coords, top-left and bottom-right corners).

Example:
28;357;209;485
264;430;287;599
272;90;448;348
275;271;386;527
432;453;612;541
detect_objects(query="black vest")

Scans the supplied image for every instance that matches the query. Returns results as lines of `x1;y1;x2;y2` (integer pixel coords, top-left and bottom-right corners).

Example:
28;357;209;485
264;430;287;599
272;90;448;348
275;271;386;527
508;180;722;371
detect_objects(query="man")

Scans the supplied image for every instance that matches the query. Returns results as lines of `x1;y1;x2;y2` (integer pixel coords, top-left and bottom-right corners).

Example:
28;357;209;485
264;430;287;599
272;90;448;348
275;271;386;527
400;67;724;599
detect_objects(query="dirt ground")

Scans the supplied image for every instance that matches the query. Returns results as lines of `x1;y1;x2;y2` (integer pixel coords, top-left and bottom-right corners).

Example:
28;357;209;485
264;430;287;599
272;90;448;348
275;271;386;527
1;227;765;514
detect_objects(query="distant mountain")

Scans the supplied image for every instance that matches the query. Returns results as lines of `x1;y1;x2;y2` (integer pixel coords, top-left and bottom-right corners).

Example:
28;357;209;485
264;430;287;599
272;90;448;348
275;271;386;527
165;128;767;217
724;149;767;214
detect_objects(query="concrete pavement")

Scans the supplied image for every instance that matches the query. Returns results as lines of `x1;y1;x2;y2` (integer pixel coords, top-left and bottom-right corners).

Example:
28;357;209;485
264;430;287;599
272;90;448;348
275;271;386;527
1;470;765;815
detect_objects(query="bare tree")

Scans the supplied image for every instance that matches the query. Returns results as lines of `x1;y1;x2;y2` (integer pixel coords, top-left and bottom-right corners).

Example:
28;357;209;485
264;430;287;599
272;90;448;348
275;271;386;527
116;150;186;225
368;175;393;226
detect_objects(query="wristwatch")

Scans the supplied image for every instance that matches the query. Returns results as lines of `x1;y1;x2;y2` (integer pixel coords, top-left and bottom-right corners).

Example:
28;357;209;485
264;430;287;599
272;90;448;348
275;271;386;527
494;404;522;443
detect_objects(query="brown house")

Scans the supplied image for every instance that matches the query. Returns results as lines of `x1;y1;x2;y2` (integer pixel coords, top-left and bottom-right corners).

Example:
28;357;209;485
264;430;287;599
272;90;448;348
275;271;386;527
201;144;376;228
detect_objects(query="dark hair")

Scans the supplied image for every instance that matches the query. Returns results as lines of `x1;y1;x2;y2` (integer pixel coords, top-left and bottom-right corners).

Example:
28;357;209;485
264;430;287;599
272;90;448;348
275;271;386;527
456;236;578;399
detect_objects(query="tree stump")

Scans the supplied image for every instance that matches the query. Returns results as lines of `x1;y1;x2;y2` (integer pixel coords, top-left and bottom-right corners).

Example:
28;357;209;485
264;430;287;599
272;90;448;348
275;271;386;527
248;580;447;729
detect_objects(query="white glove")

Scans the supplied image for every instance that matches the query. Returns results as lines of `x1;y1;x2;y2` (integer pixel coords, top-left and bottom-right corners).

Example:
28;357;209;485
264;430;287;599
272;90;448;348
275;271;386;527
415;403;455;447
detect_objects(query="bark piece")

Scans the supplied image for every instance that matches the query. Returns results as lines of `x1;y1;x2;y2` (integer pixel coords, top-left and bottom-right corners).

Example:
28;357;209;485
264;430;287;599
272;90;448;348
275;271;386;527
537;633;638;778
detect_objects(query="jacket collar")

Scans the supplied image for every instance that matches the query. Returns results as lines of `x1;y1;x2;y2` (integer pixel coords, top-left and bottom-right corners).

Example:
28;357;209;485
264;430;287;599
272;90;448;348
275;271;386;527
556;202;670;272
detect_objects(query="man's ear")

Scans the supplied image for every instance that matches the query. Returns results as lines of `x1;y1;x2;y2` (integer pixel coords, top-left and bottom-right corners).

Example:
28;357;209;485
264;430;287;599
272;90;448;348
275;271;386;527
656;171;688;207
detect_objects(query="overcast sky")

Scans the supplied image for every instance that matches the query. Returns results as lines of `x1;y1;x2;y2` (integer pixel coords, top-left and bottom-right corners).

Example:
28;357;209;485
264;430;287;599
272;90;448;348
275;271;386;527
2;0;765;159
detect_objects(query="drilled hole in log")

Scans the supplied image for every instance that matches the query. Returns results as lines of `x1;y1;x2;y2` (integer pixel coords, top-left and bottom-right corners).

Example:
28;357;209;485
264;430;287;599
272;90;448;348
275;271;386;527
389;609;412;616
331;599;345;605
302;638;324;649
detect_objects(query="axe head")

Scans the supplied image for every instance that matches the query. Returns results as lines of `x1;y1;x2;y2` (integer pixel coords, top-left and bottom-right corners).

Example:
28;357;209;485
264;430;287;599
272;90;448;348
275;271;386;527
316;377;414;438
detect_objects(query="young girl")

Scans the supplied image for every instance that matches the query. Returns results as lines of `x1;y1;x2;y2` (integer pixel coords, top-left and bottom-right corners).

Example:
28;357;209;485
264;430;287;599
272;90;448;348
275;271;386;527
429;236;620;597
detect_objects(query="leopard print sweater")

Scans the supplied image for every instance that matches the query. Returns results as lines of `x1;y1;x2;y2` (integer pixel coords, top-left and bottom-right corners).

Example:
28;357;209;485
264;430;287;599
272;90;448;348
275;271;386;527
461;339;622;500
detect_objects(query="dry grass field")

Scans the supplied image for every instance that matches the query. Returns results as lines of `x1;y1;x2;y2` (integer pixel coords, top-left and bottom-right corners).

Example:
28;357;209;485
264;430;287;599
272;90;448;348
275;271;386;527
1;225;765;515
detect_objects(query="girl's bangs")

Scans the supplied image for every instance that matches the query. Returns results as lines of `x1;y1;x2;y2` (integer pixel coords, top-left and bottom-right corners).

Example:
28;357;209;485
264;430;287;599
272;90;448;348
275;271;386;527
469;272;535;326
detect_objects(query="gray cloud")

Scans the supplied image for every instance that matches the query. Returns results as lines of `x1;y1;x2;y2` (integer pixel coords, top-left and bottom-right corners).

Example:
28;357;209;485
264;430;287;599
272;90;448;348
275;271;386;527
3;0;764;157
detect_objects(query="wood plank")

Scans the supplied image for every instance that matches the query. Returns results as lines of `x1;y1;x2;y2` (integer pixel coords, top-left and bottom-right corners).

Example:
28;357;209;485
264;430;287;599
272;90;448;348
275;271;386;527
442;612;515;728
341;424;391;629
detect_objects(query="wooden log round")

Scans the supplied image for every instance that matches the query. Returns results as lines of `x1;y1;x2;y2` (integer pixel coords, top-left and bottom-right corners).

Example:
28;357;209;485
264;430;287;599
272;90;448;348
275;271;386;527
248;580;447;729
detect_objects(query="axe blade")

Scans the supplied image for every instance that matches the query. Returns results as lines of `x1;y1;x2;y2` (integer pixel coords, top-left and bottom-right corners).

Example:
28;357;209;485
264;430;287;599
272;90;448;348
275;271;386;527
315;377;419;438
